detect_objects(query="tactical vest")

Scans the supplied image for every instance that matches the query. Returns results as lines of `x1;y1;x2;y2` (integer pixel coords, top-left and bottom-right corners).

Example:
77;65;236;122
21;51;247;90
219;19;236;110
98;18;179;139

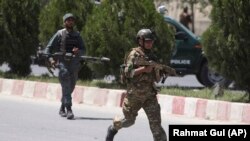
59;29;79;53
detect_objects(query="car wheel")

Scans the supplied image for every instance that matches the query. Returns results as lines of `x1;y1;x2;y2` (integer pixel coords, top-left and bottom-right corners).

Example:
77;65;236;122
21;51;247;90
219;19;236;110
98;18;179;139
199;62;228;87
195;73;204;86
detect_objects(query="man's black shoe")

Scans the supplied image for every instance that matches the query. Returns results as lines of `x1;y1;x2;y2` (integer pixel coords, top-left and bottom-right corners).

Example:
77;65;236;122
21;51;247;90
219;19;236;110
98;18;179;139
66;106;74;119
66;110;74;119
59;105;67;117
105;125;118;141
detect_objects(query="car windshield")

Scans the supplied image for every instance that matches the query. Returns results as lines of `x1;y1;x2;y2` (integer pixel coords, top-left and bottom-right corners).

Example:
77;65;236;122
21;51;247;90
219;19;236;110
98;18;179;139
164;16;198;39
178;22;196;37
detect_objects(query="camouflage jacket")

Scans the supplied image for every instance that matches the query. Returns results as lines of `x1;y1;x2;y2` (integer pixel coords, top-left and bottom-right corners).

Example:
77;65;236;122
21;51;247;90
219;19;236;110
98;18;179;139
124;47;158;95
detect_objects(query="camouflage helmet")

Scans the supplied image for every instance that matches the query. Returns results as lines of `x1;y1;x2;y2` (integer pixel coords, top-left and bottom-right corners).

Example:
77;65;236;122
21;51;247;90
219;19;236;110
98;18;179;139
136;29;155;41
63;13;75;22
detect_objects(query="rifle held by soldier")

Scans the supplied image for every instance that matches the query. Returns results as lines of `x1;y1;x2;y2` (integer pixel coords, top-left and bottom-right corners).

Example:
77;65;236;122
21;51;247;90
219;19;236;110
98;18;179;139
134;57;176;83
37;51;110;76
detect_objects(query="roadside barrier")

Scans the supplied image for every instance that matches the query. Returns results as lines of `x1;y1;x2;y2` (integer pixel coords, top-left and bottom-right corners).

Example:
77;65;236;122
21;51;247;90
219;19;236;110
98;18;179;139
0;78;249;124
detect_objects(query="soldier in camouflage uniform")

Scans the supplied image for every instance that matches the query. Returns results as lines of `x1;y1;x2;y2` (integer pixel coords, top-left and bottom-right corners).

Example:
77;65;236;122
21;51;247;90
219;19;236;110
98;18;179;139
44;13;85;120
105;29;167;141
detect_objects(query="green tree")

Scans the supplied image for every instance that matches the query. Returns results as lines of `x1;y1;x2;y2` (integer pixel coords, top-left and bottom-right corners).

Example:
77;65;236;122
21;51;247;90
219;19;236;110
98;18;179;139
39;0;93;46
0;0;4;64
83;0;174;80
1;0;40;76
202;0;250;94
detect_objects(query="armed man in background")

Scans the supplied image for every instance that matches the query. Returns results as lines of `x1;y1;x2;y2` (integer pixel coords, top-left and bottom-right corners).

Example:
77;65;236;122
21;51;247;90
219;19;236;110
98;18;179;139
179;6;192;30
105;29;174;141
44;13;85;120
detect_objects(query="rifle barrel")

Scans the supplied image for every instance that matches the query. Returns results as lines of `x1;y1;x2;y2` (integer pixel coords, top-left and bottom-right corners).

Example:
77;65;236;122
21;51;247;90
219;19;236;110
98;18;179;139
41;52;110;62
80;56;110;62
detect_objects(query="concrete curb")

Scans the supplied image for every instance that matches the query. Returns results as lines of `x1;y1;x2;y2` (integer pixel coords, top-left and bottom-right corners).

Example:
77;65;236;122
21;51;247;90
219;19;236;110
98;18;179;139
0;78;249;124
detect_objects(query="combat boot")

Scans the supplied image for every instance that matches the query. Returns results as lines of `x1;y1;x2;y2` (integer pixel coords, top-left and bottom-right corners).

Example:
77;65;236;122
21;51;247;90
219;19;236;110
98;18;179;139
59;104;67;117
66;106;74;120
105;125;118;141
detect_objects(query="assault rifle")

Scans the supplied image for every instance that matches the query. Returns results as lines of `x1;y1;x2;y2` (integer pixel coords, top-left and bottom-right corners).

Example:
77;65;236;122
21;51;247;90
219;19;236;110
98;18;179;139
38;52;110;76
46;52;110;63
134;57;177;83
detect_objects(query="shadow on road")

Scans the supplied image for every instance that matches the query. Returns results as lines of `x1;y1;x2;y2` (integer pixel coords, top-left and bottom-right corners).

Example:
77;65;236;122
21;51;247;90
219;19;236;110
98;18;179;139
74;116;113;120
159;85;204;90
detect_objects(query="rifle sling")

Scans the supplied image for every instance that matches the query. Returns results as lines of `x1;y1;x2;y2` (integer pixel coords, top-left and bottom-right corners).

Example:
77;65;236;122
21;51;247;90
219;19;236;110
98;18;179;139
60;29;67;53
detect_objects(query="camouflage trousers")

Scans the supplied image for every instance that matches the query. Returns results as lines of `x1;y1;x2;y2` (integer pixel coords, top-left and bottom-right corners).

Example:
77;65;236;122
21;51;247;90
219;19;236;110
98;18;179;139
113;92;167;141
58;59;80;107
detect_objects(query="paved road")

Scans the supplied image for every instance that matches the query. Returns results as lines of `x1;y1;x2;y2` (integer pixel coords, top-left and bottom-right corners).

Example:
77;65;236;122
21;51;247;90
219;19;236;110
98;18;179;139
0;95;243;141
0;63;204;88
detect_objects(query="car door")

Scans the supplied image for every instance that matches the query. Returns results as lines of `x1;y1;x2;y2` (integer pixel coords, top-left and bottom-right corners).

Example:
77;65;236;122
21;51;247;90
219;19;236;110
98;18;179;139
167;21;202;73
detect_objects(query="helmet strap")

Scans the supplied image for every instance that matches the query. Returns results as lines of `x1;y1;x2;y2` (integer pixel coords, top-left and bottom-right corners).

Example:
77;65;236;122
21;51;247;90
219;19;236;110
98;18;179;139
138;38;145;48
141;39;151;51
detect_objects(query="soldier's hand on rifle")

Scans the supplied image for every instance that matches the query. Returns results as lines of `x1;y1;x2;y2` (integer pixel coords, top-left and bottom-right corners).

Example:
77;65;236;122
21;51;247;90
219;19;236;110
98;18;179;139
134;66;154;76
49;57;56;69
72;47;79;55
143;65;154;73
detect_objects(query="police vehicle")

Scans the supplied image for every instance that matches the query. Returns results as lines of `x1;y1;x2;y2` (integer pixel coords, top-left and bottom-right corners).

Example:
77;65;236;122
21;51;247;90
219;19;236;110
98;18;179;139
164;16;228;87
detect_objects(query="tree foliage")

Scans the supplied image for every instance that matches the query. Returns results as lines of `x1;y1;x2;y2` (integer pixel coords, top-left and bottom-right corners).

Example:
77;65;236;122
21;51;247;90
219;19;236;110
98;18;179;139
0;0;4;64
202;0;250;92
83;0;174;79
1;0;40;76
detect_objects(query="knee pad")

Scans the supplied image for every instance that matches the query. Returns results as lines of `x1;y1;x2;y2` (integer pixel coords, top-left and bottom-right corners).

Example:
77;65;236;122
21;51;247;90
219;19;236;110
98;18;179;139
113;115;122;130
113;116;136;130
